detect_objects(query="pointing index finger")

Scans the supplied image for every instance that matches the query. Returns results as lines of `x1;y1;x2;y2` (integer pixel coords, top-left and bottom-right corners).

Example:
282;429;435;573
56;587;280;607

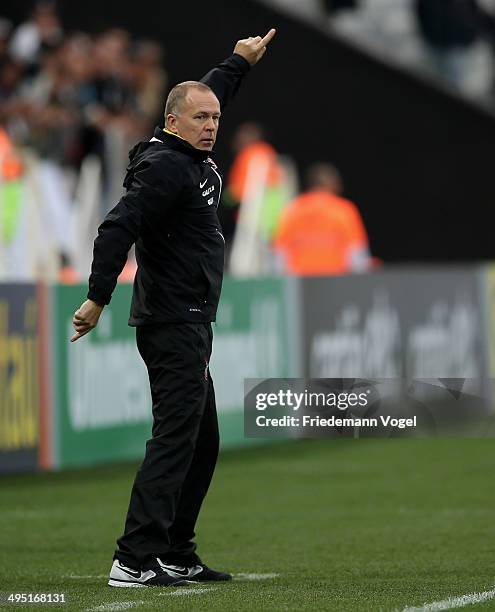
259;28;276;47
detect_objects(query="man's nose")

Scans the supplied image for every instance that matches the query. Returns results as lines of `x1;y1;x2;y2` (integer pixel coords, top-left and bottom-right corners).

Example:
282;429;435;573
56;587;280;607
205;118;215;131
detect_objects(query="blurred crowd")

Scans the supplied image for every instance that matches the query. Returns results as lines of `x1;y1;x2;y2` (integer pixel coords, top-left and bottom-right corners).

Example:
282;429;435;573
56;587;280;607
0;1;373;281
1;2;167;162
0;1;167;277
268;0;495;103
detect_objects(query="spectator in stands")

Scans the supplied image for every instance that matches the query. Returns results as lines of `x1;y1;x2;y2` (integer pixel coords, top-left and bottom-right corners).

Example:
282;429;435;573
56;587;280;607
130;40;168;128
90;29;133;118
0;19;21;110
274;162;371;275
89;29;151;210
414;0;495;90
0;18;12;63
0;59;23;108
59;33;101;164
323;0;360;15
8;1;63;75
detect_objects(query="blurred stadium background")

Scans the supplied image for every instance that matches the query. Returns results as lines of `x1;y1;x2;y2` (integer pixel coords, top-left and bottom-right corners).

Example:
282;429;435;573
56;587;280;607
2;1;495;610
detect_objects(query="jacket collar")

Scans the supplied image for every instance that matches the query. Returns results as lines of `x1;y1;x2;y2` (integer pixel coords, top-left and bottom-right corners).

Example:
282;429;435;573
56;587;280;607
153;126;213;162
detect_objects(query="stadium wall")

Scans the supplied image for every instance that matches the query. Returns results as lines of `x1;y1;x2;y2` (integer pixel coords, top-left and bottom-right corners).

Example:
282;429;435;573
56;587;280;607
301;267;489;379
47;279;292;469
0;267;493;473
0;283;39;473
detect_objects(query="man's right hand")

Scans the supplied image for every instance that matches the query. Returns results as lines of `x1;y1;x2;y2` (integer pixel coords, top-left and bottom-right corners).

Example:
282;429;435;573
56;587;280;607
71;299;104;342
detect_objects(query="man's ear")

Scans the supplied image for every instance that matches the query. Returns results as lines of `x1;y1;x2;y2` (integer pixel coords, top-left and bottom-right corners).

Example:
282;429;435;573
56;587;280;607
166;114;178;133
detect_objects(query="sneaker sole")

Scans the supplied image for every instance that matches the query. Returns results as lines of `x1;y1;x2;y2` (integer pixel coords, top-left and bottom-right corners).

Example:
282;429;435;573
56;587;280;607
108;579;145;588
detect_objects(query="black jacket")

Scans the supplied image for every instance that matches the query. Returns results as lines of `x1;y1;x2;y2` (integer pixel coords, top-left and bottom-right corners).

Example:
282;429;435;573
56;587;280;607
87;53;250;324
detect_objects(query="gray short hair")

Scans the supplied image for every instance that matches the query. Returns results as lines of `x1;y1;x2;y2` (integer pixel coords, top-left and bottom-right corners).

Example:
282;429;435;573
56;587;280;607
306;163;343;194
164;81;215;119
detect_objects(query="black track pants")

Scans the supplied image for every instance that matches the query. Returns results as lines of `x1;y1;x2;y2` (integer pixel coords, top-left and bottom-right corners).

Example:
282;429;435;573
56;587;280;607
114;322;219;568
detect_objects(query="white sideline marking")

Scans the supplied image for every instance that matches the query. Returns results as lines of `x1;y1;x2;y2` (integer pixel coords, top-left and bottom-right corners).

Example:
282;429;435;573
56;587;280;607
235;573;280;580
66;574;107;579
0;510;44;518
86;602;144;612
162;587;216;597
401;588;495;611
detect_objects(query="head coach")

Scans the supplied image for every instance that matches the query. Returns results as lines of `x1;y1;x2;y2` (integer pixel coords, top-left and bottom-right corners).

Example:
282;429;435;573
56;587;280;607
71;29;276;588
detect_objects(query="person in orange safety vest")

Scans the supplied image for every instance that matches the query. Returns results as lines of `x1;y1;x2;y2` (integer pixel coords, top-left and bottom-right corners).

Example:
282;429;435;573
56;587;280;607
221;122;284;245
0;126;24;244
274;162;371;275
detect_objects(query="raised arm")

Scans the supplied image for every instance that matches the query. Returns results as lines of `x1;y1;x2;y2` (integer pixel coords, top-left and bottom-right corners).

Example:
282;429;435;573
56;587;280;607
201;29;276;109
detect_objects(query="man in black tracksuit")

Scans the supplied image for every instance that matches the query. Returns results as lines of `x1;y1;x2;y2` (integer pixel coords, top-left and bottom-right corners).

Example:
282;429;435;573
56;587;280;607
71;30;276;588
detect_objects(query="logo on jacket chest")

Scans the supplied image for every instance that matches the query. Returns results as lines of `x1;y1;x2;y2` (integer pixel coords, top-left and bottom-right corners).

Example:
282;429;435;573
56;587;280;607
202;184;215;197
199;181;216;205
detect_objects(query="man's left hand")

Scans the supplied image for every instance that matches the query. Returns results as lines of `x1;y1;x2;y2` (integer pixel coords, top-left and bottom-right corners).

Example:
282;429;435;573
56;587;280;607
234;28;277;66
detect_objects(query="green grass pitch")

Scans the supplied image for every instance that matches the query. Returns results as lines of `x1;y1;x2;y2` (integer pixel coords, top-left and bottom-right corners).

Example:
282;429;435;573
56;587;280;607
2;438;495;611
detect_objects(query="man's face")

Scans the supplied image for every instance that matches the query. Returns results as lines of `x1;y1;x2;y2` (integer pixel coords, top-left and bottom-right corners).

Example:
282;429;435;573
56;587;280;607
167;88;221;151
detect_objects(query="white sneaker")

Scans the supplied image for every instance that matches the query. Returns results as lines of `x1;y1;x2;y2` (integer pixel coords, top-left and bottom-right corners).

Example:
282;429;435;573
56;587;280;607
108;559;187;588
